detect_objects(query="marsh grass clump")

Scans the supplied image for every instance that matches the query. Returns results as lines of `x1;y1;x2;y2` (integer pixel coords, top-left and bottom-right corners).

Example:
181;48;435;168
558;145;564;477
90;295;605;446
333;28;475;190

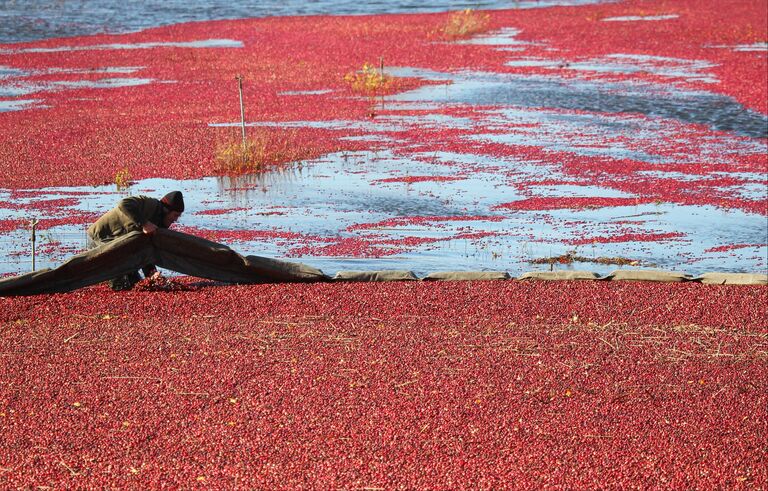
440;9;491;40
344;62;393;95
214;129;314;174
114;168;132;190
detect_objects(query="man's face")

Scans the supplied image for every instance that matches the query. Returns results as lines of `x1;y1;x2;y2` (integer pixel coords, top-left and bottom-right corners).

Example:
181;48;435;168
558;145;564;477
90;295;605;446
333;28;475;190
163;210;182;228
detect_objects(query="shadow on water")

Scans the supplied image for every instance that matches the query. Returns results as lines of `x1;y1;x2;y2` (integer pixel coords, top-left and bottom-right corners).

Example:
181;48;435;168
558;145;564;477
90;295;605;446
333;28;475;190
389;71;768;138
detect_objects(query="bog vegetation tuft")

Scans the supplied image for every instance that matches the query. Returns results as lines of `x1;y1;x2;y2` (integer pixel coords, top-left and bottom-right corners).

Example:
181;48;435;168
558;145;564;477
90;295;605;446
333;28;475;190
440;9;491;40
114;168;132;190
214;129;315;174
344;62;392;95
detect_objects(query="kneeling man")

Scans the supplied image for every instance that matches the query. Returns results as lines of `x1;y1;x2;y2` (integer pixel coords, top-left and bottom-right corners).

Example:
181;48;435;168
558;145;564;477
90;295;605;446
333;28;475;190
87;191;184;290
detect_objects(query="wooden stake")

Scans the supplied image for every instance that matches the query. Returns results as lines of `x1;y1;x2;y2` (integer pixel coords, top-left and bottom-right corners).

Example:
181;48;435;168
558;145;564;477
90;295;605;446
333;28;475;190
379;57;385;110
236;75;247;166
29;218;39;272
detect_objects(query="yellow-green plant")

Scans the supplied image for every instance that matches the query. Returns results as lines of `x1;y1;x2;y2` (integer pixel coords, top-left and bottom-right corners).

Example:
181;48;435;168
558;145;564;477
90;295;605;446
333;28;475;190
214;129;315;174
114;168;132;190
344;62;392;95
440;9;491;40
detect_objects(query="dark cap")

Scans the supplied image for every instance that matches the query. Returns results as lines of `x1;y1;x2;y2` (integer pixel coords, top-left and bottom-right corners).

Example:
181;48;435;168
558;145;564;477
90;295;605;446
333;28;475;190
161;191;185;213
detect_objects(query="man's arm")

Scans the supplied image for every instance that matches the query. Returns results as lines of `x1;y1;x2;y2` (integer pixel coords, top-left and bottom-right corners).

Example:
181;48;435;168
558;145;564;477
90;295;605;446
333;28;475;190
117;196;158;234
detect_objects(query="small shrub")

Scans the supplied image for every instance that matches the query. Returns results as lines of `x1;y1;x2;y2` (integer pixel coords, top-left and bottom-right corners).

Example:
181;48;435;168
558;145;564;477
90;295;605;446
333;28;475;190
114;168;132;189
214;129;315;174
440;9;491;40
344;62;392;95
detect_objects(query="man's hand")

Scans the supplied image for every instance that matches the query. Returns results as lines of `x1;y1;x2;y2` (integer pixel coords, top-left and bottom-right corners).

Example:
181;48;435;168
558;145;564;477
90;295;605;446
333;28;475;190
149;271;163;281
142;222;158;235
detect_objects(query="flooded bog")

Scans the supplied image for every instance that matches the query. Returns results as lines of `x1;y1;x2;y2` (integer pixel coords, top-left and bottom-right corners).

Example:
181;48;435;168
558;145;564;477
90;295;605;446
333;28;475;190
1;143;765;277
0;5;765;279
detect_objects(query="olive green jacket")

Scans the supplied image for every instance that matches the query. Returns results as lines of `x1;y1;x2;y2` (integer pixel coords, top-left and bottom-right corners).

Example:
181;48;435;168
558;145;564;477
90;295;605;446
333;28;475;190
87;196;164;242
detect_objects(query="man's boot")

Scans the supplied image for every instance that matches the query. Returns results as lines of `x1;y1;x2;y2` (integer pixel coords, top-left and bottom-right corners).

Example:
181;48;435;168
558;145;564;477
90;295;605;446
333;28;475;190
108;271;142;291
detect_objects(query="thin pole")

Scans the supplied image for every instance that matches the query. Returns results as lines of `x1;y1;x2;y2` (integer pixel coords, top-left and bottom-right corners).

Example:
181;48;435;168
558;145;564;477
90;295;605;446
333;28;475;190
379;56;385;110
236;75;247;149
30;218;39;272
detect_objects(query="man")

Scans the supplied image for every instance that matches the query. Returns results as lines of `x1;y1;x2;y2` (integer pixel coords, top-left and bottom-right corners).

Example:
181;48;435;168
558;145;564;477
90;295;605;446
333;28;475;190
87;191;184;290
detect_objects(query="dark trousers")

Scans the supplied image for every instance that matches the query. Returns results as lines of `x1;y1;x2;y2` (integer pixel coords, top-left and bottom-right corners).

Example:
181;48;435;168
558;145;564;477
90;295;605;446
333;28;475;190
87;234;147;290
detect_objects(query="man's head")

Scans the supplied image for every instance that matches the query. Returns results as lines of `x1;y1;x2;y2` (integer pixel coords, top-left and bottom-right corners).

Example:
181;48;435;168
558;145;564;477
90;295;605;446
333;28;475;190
161;191;184;227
